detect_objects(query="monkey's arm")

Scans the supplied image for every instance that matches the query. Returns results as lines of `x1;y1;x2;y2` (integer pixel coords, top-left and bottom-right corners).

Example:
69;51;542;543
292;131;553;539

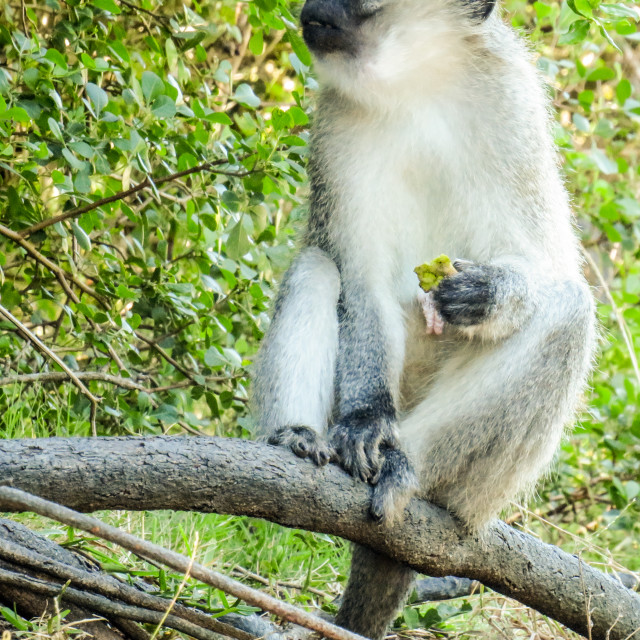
433;257;540;341
331;280;418;521
409;277;595;529
252;247;340;464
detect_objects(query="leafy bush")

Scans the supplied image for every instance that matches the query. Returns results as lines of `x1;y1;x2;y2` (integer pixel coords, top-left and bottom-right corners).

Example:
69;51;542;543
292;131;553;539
0;0;639;562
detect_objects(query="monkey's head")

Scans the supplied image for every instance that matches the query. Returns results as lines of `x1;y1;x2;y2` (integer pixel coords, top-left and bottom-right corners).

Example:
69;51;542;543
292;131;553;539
300;0;497;103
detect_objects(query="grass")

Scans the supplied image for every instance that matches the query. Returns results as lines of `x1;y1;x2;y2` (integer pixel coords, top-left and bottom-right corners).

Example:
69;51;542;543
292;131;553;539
0;383;638;640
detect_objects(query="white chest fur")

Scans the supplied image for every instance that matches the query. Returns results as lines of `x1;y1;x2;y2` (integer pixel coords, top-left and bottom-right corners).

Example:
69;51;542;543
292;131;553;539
322;101;529;304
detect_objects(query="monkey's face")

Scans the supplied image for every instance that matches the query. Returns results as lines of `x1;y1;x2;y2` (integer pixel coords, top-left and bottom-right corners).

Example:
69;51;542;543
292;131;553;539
300;0;496;103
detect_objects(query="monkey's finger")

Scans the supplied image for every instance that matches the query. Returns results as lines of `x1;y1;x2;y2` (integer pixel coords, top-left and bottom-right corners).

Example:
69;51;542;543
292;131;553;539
290;439;310;458
310;445;334;466
452;259;475;272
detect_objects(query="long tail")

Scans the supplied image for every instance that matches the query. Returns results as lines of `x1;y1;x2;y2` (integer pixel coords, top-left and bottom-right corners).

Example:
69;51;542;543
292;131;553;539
335;545;416;640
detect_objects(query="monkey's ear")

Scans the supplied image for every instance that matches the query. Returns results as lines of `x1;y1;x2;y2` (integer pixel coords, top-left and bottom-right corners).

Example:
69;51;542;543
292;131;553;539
467;0;496;20
480;0;497;19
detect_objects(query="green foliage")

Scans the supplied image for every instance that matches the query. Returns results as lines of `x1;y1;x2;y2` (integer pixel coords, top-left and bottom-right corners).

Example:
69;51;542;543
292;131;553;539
508;0;640;559
0;0;314;436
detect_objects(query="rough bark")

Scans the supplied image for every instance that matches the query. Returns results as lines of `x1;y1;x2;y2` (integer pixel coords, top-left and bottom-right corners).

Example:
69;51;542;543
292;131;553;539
0;435;638;640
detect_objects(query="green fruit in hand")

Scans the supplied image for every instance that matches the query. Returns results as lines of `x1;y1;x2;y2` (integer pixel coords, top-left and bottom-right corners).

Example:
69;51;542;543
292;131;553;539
414;254;457;292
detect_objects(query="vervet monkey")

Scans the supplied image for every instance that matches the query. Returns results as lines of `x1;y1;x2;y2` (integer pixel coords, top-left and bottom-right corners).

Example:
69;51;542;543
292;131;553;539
252;0;596;635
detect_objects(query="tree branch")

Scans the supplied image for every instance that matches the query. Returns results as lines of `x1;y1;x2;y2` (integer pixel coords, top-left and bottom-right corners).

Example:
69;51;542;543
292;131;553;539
0;435;638;639
17;158;254;238
0;223;104;304
0;371;226;393
0;488;366;640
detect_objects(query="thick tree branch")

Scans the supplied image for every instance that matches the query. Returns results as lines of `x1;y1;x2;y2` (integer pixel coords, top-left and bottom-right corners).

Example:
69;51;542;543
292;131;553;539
0;435;638;639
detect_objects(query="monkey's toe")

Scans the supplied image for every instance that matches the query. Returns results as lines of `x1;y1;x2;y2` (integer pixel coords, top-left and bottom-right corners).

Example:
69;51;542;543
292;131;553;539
267;425;333;466
369;450;419;523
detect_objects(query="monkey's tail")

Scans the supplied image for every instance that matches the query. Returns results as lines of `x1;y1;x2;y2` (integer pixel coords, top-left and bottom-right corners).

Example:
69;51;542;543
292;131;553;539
335;545;416;640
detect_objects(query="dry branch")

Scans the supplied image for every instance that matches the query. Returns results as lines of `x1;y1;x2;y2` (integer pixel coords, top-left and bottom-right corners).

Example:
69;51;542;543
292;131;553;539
0;488;365;640
0;435;639;639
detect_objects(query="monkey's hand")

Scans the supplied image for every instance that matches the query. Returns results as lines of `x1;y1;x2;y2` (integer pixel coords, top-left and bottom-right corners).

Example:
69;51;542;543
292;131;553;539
266;425;334;466
432;260;498;327
330;419;418;522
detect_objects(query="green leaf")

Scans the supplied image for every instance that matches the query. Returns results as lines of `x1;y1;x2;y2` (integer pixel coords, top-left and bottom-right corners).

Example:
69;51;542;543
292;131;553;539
0;107;30;123
86;82;108;116
151;95;177;118
48;117;64;141
600;3;639;19
534;1;553;18
285;28;312;67
92;0;121;14
205;112;233;125
249;29;264;56
403;607;420;629
70;141;95;159
165;38;178;69
51;170;65;184
116;284;138;300
586;67;615;81
616;78;632;104
72;221;92;250
141;71;165;103
559;19;590;45
44;48;68;70
591;148;618;174
226;220;252;259
233;83;261;108
73;171;92;194
62;148;87;171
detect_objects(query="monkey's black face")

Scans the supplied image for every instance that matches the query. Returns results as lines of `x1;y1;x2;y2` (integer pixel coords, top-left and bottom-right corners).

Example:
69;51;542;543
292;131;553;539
301;0;375;54
300;0;496;57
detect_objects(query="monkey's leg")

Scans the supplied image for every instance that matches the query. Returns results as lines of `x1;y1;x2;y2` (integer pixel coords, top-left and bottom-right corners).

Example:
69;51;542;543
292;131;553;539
335;544;416;640
252;247;340;465
402;279;595;530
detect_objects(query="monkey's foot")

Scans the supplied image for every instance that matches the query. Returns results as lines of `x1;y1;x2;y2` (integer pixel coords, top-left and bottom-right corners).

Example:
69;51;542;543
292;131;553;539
266;425;334;466
370;449;419;523
330;419;400;485
418;290;445;335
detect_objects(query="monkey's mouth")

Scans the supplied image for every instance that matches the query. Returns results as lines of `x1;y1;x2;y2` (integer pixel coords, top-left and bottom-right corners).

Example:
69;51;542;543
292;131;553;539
300;1;356;54
301;17;346;54
304;18;338;28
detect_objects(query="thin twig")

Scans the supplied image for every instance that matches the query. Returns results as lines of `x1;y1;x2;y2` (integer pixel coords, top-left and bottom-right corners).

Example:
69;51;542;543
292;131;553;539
0;223;105;305
18;158;254;238
0;371;226;392
583;249;640;386
0;303;100;434
229;564;333;600
0;488;368;640
117;0;171;26
134;331;201;383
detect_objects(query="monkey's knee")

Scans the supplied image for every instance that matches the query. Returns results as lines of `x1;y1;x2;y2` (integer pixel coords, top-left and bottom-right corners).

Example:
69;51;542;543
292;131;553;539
285;246;341;307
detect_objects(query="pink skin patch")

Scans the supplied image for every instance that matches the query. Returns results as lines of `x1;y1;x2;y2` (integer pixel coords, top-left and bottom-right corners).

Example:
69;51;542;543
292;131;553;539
418;290;444;335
